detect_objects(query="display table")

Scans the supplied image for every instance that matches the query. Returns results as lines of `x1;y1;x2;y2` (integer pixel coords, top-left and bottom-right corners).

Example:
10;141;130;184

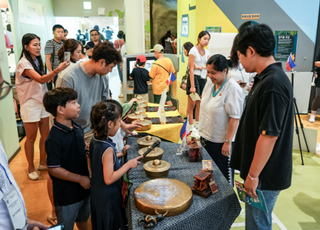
126;137;241;230
135;103;184;143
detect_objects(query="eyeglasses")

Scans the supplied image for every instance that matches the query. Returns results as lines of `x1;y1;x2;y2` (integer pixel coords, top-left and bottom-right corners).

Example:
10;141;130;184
91;34;99;36
0;80;13;100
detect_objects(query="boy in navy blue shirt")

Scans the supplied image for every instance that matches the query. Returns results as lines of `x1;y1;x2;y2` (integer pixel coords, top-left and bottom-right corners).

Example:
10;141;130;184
44;87;90;230
130;55;150;102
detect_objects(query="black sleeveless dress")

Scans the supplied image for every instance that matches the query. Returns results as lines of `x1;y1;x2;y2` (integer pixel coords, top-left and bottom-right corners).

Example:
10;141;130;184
90;137;127;230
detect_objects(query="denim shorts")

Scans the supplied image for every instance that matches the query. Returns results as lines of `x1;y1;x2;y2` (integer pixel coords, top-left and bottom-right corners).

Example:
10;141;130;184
55;196;90;230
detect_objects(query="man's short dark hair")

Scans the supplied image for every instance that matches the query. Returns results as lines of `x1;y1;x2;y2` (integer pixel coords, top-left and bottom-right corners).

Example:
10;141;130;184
52;24;64;32
64;29;68;33
91;41;122;65
43;87;78;117
237;24;275;57
90;29;100;35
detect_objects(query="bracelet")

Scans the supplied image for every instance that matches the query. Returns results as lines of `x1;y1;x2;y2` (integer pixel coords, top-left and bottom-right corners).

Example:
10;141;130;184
248;174;258;181
53;70;58;75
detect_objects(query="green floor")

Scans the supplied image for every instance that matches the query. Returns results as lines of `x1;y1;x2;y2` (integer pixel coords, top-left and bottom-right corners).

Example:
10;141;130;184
231;150;320;230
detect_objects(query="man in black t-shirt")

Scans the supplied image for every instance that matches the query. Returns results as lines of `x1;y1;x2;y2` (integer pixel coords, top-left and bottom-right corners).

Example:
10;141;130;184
230;24;294;230
130;55;150;102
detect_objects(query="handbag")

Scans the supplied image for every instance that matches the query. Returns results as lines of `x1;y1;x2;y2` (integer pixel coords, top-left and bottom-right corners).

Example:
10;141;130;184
180;69;189;90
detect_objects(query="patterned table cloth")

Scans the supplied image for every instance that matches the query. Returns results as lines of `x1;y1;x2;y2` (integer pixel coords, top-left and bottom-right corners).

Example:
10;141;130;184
126;137;241;230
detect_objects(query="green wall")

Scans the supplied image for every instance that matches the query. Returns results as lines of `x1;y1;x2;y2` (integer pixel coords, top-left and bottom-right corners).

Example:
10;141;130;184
0;0;57;159
9;0;56;63
0;16;19;159
52;0;124;17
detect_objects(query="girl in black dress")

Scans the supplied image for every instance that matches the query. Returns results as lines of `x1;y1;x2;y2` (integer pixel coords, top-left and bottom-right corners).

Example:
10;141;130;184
89;100;142;230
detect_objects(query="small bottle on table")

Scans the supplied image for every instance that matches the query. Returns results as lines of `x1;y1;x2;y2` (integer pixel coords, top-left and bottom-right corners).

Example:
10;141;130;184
160;110;166;125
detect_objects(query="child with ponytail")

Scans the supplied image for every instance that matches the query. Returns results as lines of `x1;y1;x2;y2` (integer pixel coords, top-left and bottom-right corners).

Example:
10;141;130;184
89;100;142;230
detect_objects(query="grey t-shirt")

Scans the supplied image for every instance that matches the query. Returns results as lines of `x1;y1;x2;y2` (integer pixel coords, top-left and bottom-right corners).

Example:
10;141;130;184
56;63;109;133
45;39;63;71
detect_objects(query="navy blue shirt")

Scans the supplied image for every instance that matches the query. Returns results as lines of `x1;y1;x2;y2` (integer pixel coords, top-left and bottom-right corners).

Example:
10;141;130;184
46;119;90;206
131;67;150;94
230;63;294;190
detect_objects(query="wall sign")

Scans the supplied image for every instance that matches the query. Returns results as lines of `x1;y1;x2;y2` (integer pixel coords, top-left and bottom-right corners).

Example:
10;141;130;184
205;26;221;33
181;14;189;37
241;14;260;20
274;31;298;61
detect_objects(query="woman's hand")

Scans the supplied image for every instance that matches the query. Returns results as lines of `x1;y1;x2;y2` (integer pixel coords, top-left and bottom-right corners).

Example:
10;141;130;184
56;58;71;73
221;142;231;157
190;86;196;94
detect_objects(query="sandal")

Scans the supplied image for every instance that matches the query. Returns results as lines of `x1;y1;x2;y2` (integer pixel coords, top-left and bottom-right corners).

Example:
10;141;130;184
47;214;57;225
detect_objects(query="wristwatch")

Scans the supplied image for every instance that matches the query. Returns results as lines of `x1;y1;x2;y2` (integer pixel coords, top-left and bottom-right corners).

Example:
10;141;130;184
225;139;232;143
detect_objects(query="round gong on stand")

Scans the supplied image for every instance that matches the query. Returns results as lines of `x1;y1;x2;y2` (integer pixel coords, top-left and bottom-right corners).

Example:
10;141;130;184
134;178;193;217
137;136;161;149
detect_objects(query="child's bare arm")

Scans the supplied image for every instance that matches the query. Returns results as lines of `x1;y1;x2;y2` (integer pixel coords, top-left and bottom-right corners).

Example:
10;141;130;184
48;167;90;189
103;148;142;185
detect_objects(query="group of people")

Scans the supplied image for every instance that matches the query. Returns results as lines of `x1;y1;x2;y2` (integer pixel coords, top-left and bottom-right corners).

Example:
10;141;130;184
6;23;142;230
181;24;294;230
0;23;295;230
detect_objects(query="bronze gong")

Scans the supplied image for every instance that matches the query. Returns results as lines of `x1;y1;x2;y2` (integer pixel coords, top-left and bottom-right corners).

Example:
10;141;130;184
138;146;164;163
134;178;193;216
143;159;170;178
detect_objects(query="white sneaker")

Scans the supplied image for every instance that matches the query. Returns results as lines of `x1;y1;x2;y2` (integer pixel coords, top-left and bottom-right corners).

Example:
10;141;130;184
309;115;315;123
234;170;240;174
27;170;39;181
190;128;200;139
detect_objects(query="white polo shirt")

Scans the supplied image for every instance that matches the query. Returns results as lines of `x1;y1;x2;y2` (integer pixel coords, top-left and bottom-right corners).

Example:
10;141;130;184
199;78;243;143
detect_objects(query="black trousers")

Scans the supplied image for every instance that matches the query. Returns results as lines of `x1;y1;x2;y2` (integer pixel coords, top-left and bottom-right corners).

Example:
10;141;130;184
201;137;234;187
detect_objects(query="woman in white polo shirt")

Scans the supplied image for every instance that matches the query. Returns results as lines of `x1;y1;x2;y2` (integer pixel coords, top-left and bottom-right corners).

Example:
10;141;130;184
199;54;243;186
15;33;69;180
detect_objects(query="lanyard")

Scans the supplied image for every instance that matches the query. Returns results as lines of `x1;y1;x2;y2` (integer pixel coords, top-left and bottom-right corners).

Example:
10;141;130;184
0;164;12;193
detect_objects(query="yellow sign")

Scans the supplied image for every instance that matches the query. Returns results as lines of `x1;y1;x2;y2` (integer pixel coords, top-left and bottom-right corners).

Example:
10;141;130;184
241;14;260;20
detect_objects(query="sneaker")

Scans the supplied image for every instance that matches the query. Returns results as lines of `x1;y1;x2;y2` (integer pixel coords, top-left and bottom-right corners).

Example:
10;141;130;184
309;115;315;123
27;170;39;181
234;170;240;174
190;128;200;139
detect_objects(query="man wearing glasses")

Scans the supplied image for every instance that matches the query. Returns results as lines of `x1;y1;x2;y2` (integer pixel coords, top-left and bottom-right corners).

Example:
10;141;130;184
87;29;101;49
0;71;50;229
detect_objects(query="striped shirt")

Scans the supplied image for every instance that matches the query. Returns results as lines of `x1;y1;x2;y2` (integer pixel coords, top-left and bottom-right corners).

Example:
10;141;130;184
45;39;63;71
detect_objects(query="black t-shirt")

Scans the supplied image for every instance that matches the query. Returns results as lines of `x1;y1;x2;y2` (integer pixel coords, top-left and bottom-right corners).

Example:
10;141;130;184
46;120;90;206
130;67;150;94
230;63;294;190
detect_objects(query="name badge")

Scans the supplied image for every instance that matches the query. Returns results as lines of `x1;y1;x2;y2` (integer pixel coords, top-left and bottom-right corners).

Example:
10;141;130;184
3;187;27;230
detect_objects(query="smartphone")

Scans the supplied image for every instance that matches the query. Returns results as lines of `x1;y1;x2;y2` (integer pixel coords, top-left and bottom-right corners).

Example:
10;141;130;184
48;224;64;230
64;51;70;63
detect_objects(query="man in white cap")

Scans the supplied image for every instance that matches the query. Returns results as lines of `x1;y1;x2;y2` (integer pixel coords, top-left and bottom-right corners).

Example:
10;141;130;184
149;44;175;105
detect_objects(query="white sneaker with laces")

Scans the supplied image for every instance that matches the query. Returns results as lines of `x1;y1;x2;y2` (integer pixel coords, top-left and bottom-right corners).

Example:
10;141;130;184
309;114;315;123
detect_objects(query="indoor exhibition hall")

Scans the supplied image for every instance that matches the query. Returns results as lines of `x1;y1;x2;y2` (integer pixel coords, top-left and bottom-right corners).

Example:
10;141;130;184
0;0;320;230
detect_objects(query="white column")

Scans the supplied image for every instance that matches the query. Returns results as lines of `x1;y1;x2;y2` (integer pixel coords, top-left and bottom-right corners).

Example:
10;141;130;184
124;0;145;54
